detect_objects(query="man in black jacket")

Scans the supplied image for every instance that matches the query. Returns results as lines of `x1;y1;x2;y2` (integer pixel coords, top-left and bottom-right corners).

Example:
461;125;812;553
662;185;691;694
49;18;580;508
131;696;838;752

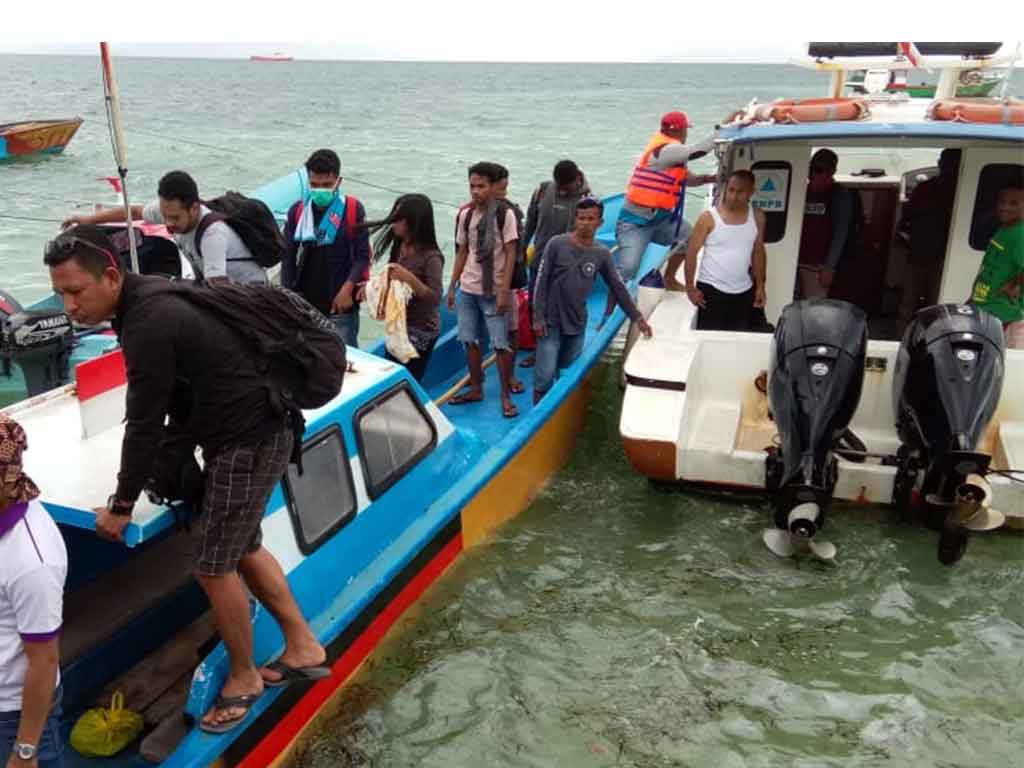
45;225;327;734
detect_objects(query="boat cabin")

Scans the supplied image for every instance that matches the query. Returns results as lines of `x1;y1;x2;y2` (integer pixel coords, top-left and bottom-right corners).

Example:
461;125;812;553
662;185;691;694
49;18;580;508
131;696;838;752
716;113;1023;340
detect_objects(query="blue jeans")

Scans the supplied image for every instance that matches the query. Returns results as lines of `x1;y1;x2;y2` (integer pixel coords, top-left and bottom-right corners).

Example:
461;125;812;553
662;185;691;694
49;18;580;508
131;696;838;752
614;215;693;281
331;311;359;348
0;685;64;768
534;327;585;395
455;289;510;351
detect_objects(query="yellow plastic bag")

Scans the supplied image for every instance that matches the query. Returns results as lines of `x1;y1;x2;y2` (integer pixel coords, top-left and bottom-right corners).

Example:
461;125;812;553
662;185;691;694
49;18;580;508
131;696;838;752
70;691;144;757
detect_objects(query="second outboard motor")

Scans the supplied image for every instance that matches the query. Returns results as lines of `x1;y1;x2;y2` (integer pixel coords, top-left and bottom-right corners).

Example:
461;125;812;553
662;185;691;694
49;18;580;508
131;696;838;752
893;303;1006;565
0;298;74;398
764;300;868;561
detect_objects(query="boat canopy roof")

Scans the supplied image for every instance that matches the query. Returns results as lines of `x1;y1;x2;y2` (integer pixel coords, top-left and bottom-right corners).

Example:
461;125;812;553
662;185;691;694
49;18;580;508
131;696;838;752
719;120;1024;145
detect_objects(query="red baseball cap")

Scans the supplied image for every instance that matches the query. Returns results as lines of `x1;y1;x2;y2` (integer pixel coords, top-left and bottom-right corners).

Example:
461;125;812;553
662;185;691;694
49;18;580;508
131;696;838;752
660;111;691;131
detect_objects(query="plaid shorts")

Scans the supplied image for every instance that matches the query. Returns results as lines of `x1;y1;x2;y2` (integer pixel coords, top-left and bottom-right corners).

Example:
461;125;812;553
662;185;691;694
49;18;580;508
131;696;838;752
194;427;293;576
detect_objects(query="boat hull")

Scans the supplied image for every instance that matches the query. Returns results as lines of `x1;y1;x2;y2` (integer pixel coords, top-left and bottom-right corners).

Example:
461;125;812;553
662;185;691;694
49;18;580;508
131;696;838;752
0;117;83;161
230;375;594;768
619;294;1024;532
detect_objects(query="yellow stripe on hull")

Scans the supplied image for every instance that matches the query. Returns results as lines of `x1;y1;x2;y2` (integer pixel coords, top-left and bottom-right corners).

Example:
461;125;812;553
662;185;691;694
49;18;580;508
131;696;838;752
461;373;593;548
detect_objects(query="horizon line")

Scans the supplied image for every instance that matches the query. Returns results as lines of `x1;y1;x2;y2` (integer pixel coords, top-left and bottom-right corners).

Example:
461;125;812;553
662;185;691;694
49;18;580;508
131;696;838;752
0;51;792;65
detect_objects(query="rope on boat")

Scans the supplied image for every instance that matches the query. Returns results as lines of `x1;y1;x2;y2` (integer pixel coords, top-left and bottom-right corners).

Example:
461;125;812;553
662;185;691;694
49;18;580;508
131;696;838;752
0;212;65;224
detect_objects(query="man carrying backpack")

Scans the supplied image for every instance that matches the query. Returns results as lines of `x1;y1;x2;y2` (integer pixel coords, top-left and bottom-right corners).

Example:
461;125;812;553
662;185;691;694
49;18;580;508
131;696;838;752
62;170;270;285
45;225;331;735
282;149;370;348
446;162;521;417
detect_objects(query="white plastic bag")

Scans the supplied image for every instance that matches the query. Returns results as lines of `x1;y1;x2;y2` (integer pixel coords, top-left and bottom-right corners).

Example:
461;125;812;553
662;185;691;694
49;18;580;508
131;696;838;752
365;267;418;363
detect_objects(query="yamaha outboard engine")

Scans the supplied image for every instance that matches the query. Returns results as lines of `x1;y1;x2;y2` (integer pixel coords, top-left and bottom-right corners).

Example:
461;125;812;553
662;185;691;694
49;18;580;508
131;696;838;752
0;290;74;398
893;303;1006;565
764;300;868;560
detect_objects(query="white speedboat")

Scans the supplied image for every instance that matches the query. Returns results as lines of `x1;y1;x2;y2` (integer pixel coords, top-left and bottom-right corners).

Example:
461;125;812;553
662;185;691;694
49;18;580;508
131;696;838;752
619;42;1024;563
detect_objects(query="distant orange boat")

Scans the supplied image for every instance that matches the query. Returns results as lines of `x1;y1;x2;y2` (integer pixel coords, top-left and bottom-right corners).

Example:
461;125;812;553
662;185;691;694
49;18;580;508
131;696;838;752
250;52;293;62
0;117;83;161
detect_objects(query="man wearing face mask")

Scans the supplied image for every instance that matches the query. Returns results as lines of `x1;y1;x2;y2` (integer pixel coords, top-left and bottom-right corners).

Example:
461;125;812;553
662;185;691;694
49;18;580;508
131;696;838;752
796;148;855;300
61;171;267;285
282;149;370;347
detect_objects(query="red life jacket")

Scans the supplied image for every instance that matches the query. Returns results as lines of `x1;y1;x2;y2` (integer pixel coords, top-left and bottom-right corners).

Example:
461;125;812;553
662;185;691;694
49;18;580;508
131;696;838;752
798;185;833;267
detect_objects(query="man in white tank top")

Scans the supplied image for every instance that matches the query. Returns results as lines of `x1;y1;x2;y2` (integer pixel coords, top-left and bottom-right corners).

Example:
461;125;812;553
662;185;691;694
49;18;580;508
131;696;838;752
665;170;766;331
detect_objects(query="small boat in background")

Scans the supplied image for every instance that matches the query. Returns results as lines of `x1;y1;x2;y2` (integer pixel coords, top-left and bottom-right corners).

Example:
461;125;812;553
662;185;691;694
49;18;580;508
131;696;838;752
0;117;83;161
250;52;293;62
846;68;1003;98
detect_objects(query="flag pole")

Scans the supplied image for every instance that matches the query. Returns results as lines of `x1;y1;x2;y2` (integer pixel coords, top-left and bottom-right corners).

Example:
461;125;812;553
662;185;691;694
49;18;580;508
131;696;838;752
99;42;140;275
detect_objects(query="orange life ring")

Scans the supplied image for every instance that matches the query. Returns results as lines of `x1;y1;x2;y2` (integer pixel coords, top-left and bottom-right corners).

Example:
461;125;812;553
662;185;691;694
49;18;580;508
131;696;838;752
753;98;868;124
928;98;1024;125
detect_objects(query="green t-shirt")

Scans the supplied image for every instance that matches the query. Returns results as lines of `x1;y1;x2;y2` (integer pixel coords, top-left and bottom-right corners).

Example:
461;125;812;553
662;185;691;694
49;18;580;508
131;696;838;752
971;221;1024;324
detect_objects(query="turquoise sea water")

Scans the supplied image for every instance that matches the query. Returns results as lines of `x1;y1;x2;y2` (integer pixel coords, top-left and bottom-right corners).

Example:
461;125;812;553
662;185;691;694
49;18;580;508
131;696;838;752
2;56;1021;767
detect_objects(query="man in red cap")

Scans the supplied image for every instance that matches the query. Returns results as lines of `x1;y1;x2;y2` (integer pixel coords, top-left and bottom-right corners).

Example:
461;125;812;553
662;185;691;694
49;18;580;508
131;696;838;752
608;111;718;318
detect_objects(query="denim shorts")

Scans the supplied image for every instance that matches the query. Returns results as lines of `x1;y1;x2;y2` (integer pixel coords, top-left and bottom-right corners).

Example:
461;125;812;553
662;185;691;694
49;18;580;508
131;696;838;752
455;289;510;350
0;684;64;767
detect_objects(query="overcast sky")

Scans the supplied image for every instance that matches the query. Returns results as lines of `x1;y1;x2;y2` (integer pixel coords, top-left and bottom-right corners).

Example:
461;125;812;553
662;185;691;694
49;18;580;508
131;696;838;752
0;4;1013;64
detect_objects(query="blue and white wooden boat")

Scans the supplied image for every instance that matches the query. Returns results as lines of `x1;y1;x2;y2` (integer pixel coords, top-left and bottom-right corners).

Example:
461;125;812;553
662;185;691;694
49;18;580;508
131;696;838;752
0;184;661;766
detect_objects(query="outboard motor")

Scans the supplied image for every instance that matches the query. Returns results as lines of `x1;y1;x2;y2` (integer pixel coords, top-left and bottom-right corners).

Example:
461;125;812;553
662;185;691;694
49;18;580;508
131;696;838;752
0;292;74;398
893;303;1006;565
764;300;868;561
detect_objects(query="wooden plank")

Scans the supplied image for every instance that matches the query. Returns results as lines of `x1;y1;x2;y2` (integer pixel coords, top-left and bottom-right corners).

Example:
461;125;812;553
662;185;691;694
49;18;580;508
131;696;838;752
61;530;196;664
93;612;216;716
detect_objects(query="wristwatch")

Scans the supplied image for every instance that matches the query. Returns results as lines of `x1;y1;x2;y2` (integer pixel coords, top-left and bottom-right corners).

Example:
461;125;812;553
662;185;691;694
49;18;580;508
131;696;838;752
14;742;36;760
106;493;135;517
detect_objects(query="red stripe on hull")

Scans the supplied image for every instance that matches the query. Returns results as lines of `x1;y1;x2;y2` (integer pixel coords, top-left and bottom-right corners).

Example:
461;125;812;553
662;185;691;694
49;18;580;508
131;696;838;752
76;349;127;401
237;530;464;768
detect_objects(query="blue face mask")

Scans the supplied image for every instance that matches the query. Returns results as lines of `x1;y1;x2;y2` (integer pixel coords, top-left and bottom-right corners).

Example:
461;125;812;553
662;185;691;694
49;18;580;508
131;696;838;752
309;186;336;207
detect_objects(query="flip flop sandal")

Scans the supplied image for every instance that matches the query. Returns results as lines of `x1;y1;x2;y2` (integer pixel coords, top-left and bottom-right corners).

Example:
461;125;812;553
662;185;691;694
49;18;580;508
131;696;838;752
261;660;332;689
448;391;484;406
510;380;526;394
199;692;262;734
519;355;536;368
502;402;519;419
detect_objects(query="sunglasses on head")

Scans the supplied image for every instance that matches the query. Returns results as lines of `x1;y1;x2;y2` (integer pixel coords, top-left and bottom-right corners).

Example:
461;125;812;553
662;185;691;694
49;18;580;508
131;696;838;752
45;236;120;273
577;194;604;211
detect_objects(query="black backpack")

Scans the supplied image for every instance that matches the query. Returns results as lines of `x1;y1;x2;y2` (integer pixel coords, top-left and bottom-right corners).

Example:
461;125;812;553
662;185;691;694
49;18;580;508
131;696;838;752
195;191;287;269
458;199;527;289
164;280;347;413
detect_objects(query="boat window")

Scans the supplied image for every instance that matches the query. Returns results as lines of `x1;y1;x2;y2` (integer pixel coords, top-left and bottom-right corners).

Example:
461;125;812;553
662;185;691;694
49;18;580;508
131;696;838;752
969;163;1024;251
356;384;437;499
283;425;356;554
750;161;791;243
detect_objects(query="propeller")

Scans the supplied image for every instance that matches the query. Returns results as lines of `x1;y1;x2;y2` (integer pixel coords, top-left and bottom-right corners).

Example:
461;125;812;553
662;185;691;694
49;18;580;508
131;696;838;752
762;528;837;561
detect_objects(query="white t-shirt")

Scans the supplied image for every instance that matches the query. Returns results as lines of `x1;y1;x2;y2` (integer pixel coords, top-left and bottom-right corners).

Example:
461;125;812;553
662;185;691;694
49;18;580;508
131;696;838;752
0;500;67;711
697;205;758;295
143;201;267;284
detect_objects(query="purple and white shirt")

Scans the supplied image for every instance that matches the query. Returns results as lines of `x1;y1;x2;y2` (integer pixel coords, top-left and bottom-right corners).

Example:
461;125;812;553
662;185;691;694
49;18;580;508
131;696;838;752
0;500;67;711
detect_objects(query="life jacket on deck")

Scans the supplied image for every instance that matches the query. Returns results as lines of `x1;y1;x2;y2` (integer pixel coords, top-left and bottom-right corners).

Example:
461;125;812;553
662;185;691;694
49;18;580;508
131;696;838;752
798;185;834;267
624;132;688;212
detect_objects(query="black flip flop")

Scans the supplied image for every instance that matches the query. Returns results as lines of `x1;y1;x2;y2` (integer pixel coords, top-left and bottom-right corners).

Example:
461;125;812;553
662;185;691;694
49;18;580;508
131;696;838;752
199;692;261;734
261;660;331;689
